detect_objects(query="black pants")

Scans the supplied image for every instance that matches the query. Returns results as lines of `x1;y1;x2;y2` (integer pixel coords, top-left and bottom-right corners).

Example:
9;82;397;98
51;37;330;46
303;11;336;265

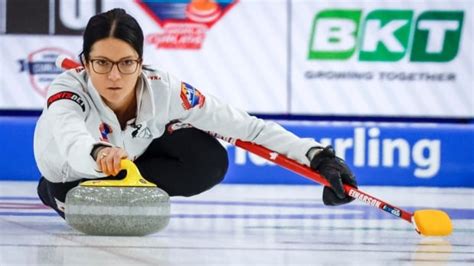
37;127;229;218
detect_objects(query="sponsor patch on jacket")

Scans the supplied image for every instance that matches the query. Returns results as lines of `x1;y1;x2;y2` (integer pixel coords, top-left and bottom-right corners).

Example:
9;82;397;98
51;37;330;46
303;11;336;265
167;121;193;134
148;75;160;80
47;91;85;112
99;122;113;142
131;123;152;139
180;82;205;110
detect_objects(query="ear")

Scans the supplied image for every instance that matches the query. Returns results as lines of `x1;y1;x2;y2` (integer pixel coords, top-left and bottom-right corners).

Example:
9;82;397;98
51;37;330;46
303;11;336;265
79;54;86;65
136;60;143;75
80;54;90;73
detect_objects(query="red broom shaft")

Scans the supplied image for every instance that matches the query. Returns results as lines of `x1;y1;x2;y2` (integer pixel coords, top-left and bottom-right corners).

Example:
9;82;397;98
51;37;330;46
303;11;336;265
234;139;414;223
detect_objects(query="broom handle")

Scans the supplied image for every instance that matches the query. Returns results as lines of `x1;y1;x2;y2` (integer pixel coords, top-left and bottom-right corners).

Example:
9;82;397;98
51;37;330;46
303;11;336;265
211;132;413;223
56;56;414;224
235;139;414;222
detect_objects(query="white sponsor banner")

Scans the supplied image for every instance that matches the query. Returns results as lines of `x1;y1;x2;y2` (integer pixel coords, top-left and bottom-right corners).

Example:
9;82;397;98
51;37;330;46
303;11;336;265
1;0;473;118
0;0;287;113
291;0;474;118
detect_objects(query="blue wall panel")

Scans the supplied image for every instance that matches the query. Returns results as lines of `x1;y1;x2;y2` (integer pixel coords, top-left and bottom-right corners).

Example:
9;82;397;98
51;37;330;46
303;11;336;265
0;117;41;181
1;117;473;187
223;122;474;187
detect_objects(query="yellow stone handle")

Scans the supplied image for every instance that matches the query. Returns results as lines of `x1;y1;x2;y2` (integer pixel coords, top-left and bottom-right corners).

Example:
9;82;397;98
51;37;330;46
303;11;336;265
80;159;157;187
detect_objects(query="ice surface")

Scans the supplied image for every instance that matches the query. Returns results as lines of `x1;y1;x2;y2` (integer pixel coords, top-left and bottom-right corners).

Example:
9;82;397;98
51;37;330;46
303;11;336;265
1;182;473;265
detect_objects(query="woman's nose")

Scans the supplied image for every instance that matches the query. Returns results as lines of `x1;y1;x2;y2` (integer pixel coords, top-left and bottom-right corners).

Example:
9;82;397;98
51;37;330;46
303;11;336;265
108;64;121;81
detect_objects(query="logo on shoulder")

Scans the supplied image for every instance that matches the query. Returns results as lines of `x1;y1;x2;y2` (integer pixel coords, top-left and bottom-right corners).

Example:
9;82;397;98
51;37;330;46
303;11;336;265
180;82;206;110
47;91;86;112
137;0;238;49
19;47;75;97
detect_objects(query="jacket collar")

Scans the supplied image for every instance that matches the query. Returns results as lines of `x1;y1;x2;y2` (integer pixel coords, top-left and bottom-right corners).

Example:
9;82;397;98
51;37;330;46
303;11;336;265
135;72;156;124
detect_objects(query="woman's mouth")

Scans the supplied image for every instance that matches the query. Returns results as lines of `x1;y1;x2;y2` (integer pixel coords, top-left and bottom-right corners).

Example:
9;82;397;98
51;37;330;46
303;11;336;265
107;87;121;90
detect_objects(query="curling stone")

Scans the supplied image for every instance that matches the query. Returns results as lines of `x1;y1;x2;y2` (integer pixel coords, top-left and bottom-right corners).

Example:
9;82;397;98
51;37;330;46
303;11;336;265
65;160;170;236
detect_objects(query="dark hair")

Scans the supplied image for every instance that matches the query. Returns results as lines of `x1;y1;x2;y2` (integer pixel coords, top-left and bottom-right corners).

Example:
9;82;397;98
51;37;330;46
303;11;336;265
80;8;144;64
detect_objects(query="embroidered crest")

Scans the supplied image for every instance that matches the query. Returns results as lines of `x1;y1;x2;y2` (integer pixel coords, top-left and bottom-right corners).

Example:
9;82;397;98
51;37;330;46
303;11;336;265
99;123;113;142
180;82;206;110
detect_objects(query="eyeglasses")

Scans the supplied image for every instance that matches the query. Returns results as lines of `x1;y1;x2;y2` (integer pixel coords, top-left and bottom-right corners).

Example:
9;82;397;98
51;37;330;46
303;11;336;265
89;58;142;74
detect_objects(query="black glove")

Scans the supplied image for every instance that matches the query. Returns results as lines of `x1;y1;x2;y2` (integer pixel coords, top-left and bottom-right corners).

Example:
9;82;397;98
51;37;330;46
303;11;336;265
309;146;358;206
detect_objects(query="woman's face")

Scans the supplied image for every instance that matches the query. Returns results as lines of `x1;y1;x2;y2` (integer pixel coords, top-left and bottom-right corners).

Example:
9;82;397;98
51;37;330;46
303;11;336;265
85;37;142;109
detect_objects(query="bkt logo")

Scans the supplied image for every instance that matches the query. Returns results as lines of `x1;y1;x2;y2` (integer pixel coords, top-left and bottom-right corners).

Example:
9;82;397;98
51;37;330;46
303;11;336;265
308;10;464;62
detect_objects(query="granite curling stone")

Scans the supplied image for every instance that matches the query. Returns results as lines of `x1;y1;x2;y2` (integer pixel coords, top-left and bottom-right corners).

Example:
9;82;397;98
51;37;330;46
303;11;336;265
65;160;170;236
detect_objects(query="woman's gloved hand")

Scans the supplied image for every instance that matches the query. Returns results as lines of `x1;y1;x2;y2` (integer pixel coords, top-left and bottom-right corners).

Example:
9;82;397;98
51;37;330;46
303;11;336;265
308;146;358;206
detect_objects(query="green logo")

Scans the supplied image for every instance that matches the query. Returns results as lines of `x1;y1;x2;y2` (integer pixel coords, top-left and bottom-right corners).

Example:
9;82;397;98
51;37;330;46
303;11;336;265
308;10;361;60
308;9;464;62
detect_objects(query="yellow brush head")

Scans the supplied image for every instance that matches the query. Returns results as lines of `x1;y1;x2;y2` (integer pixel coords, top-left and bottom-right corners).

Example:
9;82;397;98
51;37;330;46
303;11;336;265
413;209;453;236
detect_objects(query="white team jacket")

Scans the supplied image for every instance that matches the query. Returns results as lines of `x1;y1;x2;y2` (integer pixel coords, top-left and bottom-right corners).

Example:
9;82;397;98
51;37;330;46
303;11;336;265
34;68;322;183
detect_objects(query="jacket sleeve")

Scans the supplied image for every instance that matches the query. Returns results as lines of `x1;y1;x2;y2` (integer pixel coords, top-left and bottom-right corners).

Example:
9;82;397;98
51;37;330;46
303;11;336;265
43;73;110;179
167;75;323;165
